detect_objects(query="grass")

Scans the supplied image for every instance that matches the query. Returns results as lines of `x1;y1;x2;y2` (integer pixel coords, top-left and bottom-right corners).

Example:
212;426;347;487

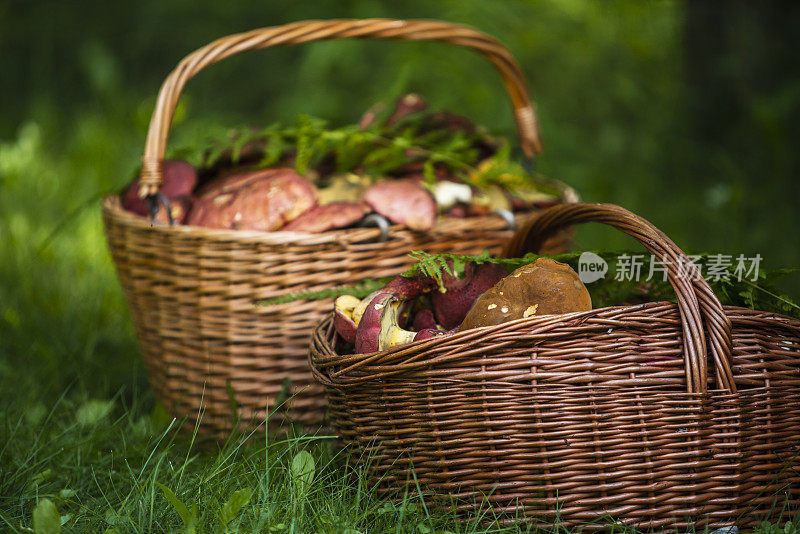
3;394;799;533
2;391;444;533
1;1;799;531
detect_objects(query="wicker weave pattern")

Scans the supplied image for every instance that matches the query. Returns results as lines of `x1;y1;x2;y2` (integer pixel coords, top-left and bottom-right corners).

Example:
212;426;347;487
103;198;573;435
103;19;576;437
310;203;800;529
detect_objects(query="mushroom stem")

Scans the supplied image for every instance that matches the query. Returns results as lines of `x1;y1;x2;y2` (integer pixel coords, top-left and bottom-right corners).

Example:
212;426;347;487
378;300;417;351
354;274;437;354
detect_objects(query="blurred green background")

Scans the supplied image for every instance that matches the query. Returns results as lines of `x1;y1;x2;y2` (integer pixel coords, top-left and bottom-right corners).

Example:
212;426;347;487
2;2;800;529
2;0;799;405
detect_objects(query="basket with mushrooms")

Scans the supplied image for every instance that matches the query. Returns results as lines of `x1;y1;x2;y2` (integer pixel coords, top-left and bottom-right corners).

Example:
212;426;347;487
331;254;592;354
103;19;583;438
309;202;800;531
120;95;568;235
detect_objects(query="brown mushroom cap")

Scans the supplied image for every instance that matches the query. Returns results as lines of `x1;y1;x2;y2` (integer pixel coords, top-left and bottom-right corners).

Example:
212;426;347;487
281;202;369;233
363;178;436;232
122;160;197;217
152;194;194;225
186;168;317;231
459;258;591;331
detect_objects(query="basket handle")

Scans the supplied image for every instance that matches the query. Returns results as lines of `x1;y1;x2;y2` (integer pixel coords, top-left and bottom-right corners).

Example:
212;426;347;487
138;18;542;198
503;203;736;395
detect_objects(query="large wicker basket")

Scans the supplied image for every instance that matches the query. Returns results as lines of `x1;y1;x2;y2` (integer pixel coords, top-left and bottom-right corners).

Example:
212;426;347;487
102;19;577;438
310;203;800;530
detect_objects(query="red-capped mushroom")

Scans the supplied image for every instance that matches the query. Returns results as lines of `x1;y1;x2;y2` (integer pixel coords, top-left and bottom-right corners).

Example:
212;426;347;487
431;262;508;331
186;168;317;231
353;275;437;354
363;179;436;232
281;202;369;233
412;309;437;332
122;160;197;217
333;295;361;345
386;94;428;126
151;194;194;225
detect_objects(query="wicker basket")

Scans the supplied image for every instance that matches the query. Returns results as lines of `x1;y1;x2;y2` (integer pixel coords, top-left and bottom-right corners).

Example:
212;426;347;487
310;203;800;530
102;19;577;438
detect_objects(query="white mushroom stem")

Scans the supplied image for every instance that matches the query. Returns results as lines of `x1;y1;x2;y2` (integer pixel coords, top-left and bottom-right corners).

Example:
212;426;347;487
431;181;472;210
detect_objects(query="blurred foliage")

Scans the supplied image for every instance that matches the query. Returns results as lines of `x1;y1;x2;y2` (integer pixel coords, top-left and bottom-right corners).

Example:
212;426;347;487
1;0;798;401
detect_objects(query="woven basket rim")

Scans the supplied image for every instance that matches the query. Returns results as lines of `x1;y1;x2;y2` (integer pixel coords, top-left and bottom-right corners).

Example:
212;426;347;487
317;302;800;355
102;181;579;245
310;302;800;386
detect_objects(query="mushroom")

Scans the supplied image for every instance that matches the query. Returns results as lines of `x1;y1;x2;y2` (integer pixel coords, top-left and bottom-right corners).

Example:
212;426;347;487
151;194;194;225
333;295;362;345
317;173;371;205
353;275;437;354
334;267;496;352
281;202;369;233
186;168;317;231
412;309;437;332
386;94;428;126
431;262;508;330
413;328;452;342
363;178;437;232
350;290;380;327
459;258;592;331
431;181;473;212
471;185;512;213
122;160;197;217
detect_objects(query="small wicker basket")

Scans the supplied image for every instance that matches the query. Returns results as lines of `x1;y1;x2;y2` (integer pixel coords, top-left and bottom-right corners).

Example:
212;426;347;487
310;203;800;530
102;19;577;438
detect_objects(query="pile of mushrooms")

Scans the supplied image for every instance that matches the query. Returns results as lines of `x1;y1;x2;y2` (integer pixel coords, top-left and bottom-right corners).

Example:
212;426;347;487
121;94;560;233
333;257;593;354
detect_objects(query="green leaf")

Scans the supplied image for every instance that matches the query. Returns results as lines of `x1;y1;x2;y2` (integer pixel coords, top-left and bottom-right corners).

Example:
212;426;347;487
218;488;252;529
290;450;315;496
259;129;287;168
75;399;113;426
155;482;196;534
32;499;61;534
